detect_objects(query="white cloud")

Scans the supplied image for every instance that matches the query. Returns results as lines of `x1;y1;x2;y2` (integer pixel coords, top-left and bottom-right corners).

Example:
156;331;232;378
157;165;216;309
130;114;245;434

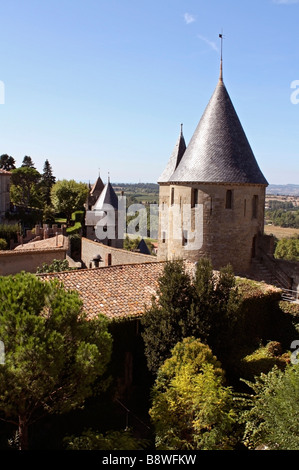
273;0;299;4
184;13;196;24
197;35;219;52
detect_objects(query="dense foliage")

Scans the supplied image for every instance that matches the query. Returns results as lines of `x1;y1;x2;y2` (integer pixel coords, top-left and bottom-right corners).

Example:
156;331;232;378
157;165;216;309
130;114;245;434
240;364;299;450
0;223;19;245
141;258;240;374
64;428;149;450
0;154;16;170
51;179;88;223
0;238;7;250
150;337;236;450
0;273;112;450
274;236;299;261
36;259;74;273
265;203;299;228
10;166;42;209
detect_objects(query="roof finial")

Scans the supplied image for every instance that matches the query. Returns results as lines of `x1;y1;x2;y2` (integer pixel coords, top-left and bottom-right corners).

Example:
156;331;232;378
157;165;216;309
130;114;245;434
219;31;224;82
108;171;110;183
180;123;183;135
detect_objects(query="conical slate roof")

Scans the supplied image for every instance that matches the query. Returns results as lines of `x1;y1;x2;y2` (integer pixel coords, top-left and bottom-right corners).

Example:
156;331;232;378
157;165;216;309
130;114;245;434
90;175;105;197
168;79;268;185
158;124;186;183
137;238;151;255
93;181;119;211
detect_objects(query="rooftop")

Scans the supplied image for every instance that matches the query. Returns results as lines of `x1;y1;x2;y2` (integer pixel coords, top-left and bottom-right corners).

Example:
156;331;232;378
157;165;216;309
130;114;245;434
162;78;268;186
0;169;11;176
14;234;66;250
38;260;281;321
39;261;168;320
158;124;186;183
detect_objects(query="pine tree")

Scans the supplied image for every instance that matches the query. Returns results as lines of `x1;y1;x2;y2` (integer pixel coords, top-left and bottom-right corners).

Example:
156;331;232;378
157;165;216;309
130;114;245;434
21;155;35;168
0;154;16;171
141;259;193;374
40;159;56;206
0;272;112;450
141;258;240;375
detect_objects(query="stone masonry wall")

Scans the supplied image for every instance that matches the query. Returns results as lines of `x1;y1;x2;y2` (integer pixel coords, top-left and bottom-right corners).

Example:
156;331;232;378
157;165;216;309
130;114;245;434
158;182;266;275
0;248;67;275
81;237;157;268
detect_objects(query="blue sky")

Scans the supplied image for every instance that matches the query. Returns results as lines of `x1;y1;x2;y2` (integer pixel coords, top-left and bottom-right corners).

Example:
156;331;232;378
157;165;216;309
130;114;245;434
1;0;299;185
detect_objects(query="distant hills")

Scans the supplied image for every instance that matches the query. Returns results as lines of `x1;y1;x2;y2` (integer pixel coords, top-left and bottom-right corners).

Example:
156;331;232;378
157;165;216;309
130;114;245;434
267;184;299;196
112;183;299;197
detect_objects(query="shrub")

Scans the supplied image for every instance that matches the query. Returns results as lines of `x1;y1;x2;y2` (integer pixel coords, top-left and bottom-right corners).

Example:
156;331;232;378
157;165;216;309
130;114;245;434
0;238;7;250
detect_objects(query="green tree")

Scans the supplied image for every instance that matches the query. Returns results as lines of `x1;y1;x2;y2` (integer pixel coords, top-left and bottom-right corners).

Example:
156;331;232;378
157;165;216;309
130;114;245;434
36;259;73;273
51;179;89;224
141;258;239;375
21;155;35;168
10;166;42;208
274;236;299;262
0;238;7;250
141;259;193;374
207;264;240;357
0;154;16;171
64;428;149;450
149;337;236;450
40;159;56;206
240;364;299;450
0;272;112;450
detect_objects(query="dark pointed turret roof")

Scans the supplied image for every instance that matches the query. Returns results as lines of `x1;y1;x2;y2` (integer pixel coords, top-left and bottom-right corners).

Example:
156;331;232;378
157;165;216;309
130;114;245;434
158;124;186;183
165;78;268;186
137;238;151;255
93;181;118;210
90;174;105;197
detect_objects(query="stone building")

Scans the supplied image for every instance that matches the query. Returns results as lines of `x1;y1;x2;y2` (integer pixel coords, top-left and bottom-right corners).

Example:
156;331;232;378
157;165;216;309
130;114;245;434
86;174;105;210
85;178;124;249
0;169;11;221
158;63;268;275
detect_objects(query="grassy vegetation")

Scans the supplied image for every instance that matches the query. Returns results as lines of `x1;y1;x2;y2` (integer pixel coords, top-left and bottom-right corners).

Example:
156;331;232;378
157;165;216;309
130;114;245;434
114;183;159;205
264;224;299;239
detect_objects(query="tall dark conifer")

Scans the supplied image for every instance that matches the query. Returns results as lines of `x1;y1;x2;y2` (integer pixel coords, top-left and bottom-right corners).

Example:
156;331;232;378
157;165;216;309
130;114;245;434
41;159;56;206
21;156;35;168
0;154;16;171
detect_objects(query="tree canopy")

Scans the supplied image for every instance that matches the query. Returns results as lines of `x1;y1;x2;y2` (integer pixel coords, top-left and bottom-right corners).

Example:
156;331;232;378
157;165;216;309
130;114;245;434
274;236;299;262
0;272;112;450
21;155;35;168
0;154;16;171
51;179;89;223
149;337;236;450
10;166;42;209
240;364;299;450
40;159;56;206
141;258;240;374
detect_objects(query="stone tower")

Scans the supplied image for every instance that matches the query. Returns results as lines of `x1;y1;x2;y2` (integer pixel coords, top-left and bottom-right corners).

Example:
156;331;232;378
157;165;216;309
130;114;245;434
157;63;268;275
85;178;123;249
86;173;105;210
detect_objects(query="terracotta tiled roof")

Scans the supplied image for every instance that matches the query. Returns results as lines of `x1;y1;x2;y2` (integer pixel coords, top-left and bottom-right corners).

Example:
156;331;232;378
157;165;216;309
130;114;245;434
38;261;280;321
39;261;172;321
